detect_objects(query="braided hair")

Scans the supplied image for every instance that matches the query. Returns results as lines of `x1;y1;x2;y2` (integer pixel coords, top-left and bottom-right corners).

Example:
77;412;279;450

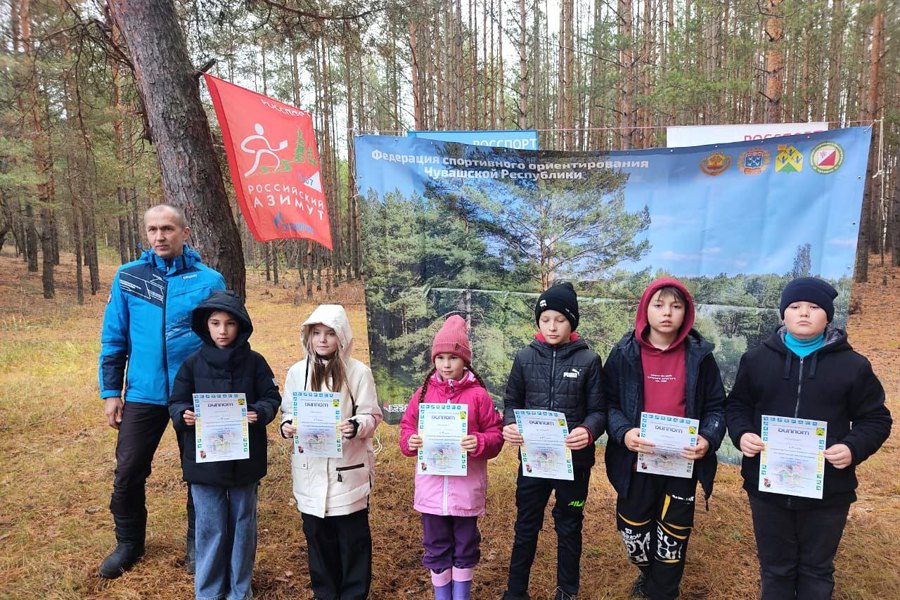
417;367;437;403
466;364;489;391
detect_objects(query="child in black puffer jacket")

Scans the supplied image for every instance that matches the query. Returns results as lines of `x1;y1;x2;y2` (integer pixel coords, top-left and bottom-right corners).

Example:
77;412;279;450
500;282;606;600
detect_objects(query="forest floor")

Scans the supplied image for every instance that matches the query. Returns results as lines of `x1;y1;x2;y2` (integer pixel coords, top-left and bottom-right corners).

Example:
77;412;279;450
0;250;897;600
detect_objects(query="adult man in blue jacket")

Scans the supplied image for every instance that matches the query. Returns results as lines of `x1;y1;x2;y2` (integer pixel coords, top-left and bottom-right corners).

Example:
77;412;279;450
98;204;226;578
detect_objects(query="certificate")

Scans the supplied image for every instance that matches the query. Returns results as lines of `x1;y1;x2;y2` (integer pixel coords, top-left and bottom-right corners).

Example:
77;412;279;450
637;412;699;478
193;393;249;463
417;403;468;476
515;409;573;480
759;415;827;499
293;391;343;458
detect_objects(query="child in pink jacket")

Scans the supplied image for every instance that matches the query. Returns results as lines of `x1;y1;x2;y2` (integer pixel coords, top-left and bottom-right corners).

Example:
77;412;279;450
400;315;504;600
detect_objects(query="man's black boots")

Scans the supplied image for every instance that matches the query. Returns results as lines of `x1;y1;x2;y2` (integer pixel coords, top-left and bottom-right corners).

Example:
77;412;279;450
99;512;146;579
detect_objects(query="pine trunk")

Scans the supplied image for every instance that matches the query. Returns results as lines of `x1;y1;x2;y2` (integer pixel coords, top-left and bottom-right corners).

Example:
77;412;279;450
764;0;784;123
108;0;246;294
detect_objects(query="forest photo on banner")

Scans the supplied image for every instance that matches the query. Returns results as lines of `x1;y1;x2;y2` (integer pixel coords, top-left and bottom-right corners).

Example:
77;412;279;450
354;128;871;446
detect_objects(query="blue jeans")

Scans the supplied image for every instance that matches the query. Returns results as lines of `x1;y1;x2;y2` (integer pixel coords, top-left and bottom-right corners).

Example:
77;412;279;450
193;482;259;600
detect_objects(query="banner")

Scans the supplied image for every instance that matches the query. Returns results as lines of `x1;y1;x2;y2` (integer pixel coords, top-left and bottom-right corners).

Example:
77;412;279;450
666;122;829;147
354;128;871;453
409;129;539;150
203;74;332;248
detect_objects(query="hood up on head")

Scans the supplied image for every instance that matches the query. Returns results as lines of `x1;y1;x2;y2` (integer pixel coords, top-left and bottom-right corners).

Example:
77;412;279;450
191;290;253;348
300;304;354;360
635;277;695;350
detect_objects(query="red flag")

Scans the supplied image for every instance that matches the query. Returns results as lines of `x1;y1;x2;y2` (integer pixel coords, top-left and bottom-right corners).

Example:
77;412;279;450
203;73;332;249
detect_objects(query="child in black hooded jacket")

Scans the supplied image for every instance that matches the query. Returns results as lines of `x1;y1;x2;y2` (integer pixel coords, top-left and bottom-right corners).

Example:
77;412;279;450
726;277;891;600
169;290;281;600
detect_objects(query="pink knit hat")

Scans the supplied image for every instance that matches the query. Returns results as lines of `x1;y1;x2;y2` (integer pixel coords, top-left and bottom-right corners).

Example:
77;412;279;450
431;315;472;364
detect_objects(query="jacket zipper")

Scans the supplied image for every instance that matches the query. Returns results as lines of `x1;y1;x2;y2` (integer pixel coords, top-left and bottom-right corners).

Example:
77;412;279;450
442;472;449;515
442;392;451;515
787;356;805;510
161;271;169;398
549;348;557;411
336;463;364;482
793;357;804;418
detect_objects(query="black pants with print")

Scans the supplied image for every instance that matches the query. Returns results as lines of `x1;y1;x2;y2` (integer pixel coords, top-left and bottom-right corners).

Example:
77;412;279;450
616;473;698;600
506;467;591;597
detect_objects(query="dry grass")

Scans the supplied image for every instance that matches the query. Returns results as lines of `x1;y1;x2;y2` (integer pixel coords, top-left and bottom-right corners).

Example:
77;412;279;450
0;252;897;600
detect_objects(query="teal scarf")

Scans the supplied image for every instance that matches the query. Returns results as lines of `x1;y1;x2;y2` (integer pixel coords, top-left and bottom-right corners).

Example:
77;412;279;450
784;331;825;358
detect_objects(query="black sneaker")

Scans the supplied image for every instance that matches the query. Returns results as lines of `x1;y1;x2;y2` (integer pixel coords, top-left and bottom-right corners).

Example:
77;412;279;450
629;572;649;600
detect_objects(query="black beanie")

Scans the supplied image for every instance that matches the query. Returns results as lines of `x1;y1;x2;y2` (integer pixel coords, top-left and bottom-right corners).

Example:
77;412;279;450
535;282;580;330
779;277;838;322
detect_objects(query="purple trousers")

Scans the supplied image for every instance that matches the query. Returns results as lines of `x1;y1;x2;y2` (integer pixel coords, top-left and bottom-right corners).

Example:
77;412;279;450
421;513;481;571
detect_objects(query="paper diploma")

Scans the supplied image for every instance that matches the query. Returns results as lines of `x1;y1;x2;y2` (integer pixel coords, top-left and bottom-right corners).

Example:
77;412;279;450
417;403;468;476
515;409;574;480
636;412;699;478
293;391;343;458
193;393;249;463
759;415;827;499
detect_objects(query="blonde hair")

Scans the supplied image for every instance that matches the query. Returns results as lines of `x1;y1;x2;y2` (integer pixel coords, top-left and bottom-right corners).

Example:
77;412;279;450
304;326;348;393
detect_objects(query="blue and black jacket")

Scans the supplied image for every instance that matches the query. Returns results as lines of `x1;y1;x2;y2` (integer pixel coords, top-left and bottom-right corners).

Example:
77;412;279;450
98;246;226;405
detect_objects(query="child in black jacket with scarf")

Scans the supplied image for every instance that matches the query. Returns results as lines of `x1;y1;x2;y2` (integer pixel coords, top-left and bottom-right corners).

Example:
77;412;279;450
169;290;281;600
726;277;891;600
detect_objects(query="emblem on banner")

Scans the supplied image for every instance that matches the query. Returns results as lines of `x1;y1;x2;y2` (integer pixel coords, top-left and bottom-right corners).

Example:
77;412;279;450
699;152;732;176
775;145;803;173
810;142;844;174
738;148;770;175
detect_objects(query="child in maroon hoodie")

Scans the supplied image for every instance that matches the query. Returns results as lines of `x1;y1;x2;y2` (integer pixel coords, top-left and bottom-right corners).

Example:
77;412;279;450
603;278;726;600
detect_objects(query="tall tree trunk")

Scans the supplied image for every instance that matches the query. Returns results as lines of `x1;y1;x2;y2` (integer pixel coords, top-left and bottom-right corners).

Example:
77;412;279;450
763;0;784;123
854;2;884;282
559;0;573;149
891;160;900;267
24;202;37;272
19;0;52;291
344;32;359;280
617;0;634;149
410;16;424;130
108;0;245;294
40;208;54;298
866;6;884;257
826;0;844;123
516;0;529;128
71;195;84;304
